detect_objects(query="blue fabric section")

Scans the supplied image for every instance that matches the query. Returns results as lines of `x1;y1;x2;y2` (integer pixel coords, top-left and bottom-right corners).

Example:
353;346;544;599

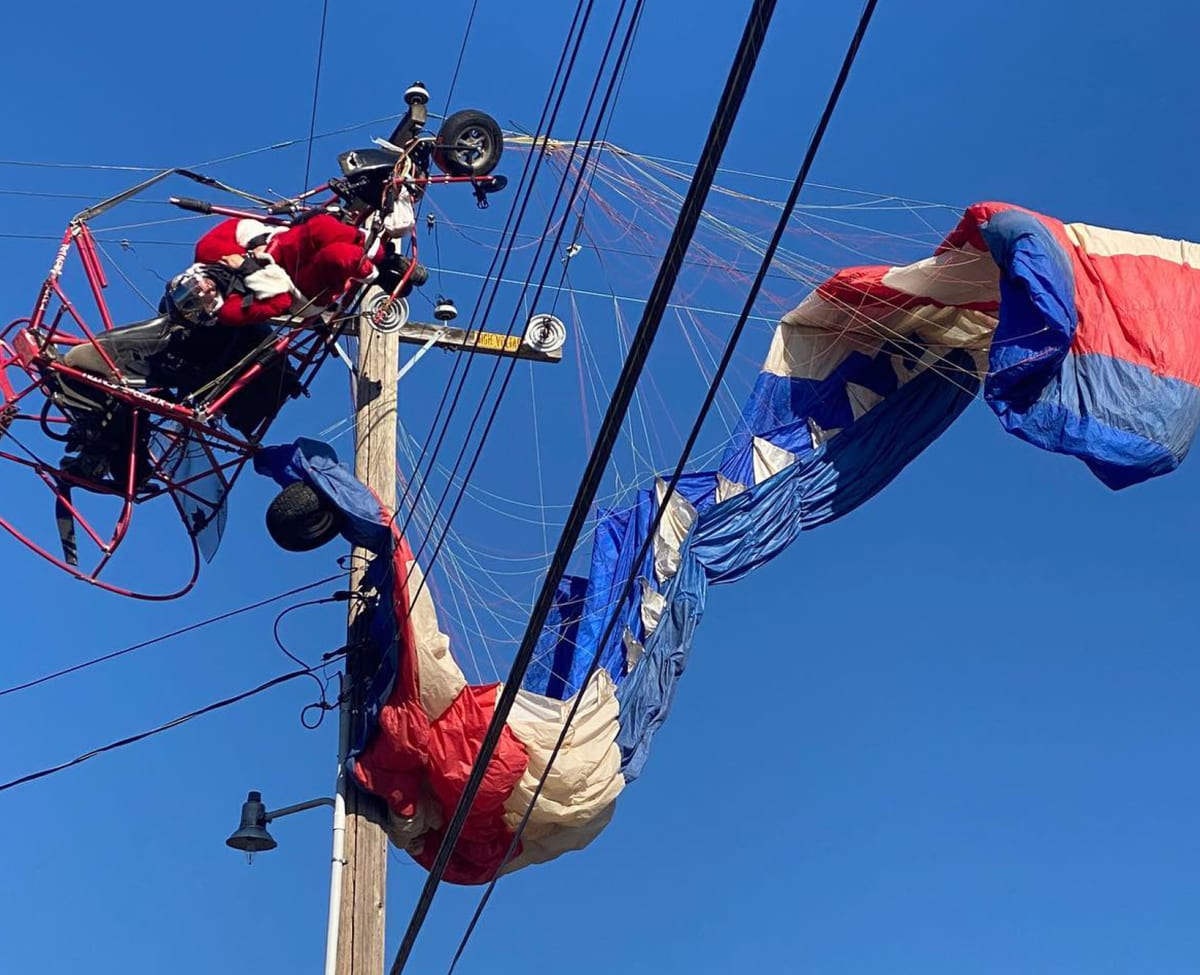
525;574;589;699
253;437;391;551
721;350;913;485
615;352;979;777
978;209;1080;435
521;473;721;702
615;530;707;781
1004;351;1200;488
558;491;657;697
254;439;396;763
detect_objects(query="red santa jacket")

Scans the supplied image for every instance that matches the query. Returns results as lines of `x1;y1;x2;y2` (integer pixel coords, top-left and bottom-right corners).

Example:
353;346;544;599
194;214;375;327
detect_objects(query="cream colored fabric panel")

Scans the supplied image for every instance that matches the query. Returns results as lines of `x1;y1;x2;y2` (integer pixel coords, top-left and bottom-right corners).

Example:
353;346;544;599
404;557;466;721
1066;222;1200;267
639;576;666;636
500;798;617;873
715;472;745;503
844;382;884;422
751;435;796;484
652;478;697;584
768;247;1000;383
385;796;444;858
765;311;884;380
881;245;999;307
503;670;625;839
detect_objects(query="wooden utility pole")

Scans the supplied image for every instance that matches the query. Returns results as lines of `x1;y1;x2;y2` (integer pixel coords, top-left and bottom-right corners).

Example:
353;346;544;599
333;323;398;975
325;298;563;974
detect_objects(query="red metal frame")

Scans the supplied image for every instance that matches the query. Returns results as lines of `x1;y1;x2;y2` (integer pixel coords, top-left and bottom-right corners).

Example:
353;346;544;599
0;133;500;599
0;177;353;600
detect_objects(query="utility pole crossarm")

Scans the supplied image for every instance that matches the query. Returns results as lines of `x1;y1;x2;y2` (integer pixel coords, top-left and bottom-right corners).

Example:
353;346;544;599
390;320;564;362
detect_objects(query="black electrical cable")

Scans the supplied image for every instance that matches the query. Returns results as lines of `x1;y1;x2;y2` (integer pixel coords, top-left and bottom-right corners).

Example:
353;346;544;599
0;660;344;794
388;2;778;969
273;596;345;728
0;573;345;699
389;0;598;534
444;3;881;966
397;0;644;608
442;0;481;117
301;0;332;191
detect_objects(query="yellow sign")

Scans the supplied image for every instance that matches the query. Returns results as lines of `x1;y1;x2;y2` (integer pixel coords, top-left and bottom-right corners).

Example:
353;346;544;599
467;331;522;353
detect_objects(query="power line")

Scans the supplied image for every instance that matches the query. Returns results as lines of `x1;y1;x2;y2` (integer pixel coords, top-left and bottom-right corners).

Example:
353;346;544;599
396;0;645;623
0;661;342;794
442;0;481;116
0;573;344;699
302;0;332;191
387;0;601;544
444;1;882;966
388;1;778;968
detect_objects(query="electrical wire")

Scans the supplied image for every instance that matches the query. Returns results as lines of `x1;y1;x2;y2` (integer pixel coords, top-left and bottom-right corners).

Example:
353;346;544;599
395;0;643;612
0;659;344;794
443;3;881;967
0;573;345;699
388;1;778;968
388;0;599;539
302;0;332;192
442;0;481;116
272;596;347;729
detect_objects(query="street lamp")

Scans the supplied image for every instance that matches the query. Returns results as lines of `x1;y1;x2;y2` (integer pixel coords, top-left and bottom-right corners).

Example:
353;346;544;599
225;790;334;861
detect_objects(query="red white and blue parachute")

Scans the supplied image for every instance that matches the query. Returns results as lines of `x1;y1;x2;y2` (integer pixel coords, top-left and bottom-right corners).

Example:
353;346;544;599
260;201;1200;883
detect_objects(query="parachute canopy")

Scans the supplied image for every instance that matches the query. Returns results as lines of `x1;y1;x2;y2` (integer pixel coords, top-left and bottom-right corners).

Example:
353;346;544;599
259;201;1200;884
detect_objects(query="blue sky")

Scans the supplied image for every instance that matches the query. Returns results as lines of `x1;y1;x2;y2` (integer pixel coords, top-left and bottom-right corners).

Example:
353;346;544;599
3;1;1200;973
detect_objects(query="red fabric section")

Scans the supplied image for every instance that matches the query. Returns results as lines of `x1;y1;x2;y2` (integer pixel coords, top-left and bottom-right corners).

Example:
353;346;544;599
352;534;531;886
1070;252;1200;387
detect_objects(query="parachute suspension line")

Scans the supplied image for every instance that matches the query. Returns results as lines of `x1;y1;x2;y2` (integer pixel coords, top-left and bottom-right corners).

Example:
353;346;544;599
432;214;446;294
674;305;738;440
301;0;331;191
443;1;882;968
389;0;779;967
570;278;596;452
390;0;644;620
528;361;551;588
388;0;598;544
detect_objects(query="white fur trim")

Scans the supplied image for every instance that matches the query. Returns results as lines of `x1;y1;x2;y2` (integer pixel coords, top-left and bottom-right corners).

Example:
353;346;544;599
383;188;416;236
235;219;283;249
242;262;295;299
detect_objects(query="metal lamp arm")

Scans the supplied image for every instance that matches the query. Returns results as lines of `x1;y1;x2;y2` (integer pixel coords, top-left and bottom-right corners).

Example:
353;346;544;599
265;796;335;823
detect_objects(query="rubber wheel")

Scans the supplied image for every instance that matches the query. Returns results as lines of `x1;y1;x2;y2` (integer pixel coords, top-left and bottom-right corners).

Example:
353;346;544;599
432;110;504;177
265;482;342;552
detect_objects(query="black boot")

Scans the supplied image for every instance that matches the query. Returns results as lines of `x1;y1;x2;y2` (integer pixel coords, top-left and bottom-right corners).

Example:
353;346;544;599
376;253;429;296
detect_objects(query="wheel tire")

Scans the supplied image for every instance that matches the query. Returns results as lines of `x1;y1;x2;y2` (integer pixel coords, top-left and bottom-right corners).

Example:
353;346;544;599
265;482;342;552
432;110;504;177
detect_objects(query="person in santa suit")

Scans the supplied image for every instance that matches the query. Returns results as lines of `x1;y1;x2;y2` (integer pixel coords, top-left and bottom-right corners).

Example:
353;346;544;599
192;212;381;325
56;209;419;480
60;212;378;407
191;208;427;317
